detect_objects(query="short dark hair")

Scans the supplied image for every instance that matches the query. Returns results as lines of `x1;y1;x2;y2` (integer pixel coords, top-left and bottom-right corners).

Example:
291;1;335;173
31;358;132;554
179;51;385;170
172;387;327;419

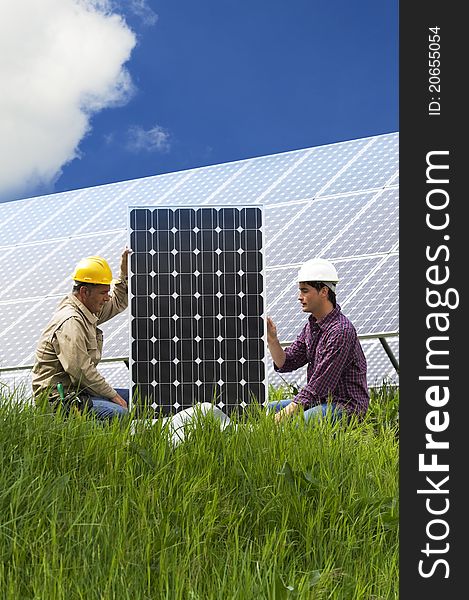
305;281;337;307
72;281;99;293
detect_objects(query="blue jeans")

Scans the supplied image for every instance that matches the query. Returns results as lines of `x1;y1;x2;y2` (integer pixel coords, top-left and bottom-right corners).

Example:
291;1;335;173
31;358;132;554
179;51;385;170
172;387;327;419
88;388;129;422
267;399;345;424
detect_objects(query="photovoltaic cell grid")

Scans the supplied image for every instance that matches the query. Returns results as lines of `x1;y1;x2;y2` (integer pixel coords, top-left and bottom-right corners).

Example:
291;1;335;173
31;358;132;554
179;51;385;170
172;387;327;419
0;297;62;369
318;133;398;196
342;254;399;335
0;181;139;248
325;188;398;260
0;232;126;301
265;192;375;267
129;206;266;416
0;132;399;390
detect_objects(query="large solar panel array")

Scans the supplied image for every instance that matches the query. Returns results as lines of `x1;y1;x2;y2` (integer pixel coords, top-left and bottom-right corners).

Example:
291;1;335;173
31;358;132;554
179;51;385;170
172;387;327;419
129;206;266;416
0;132;399;400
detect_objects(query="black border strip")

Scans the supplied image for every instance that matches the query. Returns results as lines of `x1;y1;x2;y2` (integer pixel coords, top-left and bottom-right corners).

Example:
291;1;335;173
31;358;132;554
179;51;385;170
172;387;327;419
400;3;463;596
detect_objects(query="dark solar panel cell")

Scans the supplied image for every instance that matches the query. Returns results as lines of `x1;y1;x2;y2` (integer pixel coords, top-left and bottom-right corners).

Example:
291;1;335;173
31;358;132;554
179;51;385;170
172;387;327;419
153;208;174;230
130;208;152;230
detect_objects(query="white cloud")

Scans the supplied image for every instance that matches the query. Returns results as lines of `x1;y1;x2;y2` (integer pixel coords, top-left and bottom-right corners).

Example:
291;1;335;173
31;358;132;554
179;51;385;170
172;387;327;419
127;0;158;26
126;124;171;153
0;0;137;200
98;1;158;27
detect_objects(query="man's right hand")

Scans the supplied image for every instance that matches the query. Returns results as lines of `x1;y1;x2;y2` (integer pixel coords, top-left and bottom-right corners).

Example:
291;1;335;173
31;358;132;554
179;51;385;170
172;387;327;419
266;316;286;369
112;393;128;409
267;316;278;344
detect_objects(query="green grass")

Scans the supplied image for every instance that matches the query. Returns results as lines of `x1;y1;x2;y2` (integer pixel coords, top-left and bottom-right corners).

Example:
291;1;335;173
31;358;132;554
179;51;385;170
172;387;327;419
0;383;398;599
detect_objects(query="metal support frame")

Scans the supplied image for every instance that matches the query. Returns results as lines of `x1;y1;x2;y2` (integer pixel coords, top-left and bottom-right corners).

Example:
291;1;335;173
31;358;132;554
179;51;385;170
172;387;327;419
379;337;399;374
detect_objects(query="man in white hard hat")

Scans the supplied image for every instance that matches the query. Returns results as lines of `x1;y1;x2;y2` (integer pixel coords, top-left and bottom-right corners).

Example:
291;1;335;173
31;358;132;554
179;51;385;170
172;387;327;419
266;258;369;423
32;248;133;421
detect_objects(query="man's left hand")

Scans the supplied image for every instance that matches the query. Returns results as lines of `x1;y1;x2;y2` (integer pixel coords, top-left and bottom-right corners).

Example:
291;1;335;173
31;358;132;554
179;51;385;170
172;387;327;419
275;400;301;423
112;392;128;409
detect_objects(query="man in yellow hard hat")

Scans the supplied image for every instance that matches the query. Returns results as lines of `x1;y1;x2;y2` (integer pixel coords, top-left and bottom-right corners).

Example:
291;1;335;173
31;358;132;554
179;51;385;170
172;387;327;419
32;247;132;421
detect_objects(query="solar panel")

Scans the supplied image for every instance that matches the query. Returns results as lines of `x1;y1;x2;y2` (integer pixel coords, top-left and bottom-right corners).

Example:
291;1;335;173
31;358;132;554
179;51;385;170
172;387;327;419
0;297;61;368
129;206;266;417
342;254;399;335
0;190;85;247
197;150;304;205
320;133;398;196
264;201;309;239
0;132;399;393
326;188;398;259
261;136;370;204
161;163;246;205
0;232;126;302
265;191;377;267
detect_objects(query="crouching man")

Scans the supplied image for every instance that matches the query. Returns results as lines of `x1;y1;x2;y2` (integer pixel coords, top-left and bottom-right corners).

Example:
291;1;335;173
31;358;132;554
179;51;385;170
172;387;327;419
32;248;132;421
267;258;369;424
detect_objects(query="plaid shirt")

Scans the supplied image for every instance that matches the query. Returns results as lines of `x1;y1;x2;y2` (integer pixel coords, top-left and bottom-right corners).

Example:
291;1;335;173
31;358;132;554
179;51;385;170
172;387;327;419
275;305;369;416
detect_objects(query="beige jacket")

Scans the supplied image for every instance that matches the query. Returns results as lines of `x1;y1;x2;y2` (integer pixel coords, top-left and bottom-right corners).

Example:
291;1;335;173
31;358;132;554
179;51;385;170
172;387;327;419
31;276;128;401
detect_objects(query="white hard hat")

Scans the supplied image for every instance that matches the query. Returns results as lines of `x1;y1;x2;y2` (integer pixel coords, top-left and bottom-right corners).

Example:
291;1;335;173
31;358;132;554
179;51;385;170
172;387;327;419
297;258;339;292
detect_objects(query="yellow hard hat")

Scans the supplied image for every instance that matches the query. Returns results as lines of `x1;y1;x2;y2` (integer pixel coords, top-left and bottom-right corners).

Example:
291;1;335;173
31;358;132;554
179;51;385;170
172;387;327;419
71;256;113;285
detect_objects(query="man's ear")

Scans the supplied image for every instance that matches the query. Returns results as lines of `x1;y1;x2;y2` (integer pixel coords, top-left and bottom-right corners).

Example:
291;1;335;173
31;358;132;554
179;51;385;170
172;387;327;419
78;285;88;299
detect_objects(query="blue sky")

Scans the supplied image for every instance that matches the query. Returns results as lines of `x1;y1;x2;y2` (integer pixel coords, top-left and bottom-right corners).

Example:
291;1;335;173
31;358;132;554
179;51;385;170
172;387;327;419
0;1;398;202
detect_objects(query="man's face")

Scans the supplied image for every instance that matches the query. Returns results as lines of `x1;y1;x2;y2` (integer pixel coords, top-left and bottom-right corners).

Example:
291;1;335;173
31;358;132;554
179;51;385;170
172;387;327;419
82;285;111;314
298;282;322;314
